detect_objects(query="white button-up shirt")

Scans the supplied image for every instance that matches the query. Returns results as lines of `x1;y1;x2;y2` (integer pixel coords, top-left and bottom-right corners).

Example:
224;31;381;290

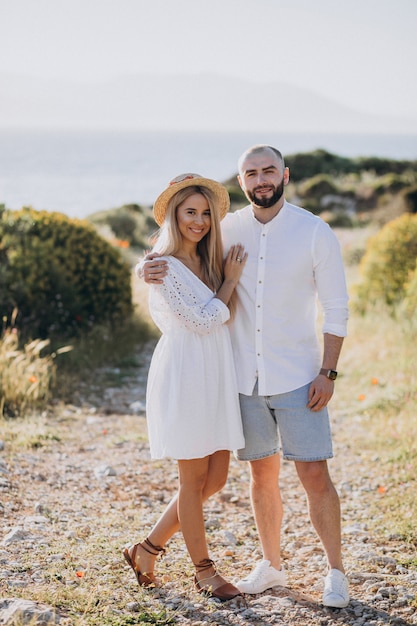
221;201;349;396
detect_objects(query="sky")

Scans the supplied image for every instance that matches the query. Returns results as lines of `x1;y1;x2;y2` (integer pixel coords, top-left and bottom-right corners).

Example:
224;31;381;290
1;0;417;125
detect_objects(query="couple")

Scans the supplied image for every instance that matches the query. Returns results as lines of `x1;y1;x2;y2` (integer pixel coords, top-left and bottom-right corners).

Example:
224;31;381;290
123;144;350;608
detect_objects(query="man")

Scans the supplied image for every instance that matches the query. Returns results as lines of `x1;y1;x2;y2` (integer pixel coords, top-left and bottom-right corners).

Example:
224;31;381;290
143;145;350;608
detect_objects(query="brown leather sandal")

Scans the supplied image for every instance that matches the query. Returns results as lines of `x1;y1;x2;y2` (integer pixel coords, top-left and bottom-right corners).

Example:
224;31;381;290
123;537;166;587
194;558;242;601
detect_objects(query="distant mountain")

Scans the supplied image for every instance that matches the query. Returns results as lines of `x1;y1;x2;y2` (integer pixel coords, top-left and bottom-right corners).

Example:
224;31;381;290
1;72;416;133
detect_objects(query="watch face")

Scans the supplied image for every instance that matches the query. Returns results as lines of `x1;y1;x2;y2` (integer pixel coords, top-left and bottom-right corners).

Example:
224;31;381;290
328;370;337;380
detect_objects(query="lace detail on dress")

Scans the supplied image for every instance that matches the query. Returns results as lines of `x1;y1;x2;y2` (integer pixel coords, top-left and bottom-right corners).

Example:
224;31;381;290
149;257;229;335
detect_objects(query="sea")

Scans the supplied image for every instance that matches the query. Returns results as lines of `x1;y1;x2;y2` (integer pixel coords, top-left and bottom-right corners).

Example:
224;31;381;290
1;129;416;219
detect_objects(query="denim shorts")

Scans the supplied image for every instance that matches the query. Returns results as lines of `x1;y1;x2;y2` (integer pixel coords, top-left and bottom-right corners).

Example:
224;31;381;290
235;382;333;462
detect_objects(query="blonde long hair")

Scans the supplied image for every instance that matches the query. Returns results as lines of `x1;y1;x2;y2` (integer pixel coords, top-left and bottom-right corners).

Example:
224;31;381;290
153;185;223;290
152;186;237;316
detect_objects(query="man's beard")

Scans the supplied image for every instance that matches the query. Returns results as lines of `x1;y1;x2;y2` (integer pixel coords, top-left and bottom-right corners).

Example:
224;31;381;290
246;179;285;208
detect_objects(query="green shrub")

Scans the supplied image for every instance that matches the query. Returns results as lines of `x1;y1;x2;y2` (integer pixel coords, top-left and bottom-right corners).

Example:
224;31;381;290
402;184;417;214
355;213;417;310
0;207;133;338
300;198;321;215
402;259;417;318
372;173;411;195
88;204;155;249
285;149;355;182
106;210;138;242
298;173;339;199
297;174;340;215
320;211;355;228
226;185;247;208
356;156;417;176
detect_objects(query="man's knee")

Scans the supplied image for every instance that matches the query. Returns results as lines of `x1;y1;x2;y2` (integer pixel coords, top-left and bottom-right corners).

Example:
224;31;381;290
296;460;333;492
250;454;280;486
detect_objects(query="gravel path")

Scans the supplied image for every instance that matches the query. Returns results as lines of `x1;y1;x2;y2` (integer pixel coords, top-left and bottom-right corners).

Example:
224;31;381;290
1;343;416;625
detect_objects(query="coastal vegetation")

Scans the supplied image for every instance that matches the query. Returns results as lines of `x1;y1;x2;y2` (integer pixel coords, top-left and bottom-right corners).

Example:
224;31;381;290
0;207;133;339
354;213;417;312
225;148;417;228
0;205;152;415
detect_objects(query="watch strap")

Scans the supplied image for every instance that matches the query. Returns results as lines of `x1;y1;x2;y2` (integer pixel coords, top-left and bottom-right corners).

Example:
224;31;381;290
320;368;338;380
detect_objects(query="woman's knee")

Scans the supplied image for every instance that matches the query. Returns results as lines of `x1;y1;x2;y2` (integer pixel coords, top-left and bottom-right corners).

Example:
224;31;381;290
202;466;228;498
209;472;228;494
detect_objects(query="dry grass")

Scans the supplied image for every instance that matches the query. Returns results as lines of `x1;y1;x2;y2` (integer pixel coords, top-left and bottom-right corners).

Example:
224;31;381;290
334;309;417;543
0;329;56;416
332;225;417;544
299;227;416;546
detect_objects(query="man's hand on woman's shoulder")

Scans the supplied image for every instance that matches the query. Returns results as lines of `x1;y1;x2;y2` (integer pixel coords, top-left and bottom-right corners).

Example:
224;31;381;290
138;253;168;284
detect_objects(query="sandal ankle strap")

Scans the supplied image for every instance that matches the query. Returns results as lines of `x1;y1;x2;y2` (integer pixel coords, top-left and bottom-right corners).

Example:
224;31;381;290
141;537;166;556
194;558;216;573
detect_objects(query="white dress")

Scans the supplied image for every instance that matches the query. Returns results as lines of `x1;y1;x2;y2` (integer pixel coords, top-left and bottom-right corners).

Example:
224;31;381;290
146;256;245;460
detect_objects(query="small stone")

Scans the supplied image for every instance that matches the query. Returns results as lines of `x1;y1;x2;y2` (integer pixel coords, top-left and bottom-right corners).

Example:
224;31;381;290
0;598;60;623
7;580;29;588
204;517;221;530
48;554;66;562
377;586;397;598
24;515;50;527
94;464;117;478
34;502;52;515
220;530;238;546
2;527;31;546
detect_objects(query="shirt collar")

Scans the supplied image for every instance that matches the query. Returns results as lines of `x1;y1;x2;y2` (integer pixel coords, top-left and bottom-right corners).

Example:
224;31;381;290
249;199;287;227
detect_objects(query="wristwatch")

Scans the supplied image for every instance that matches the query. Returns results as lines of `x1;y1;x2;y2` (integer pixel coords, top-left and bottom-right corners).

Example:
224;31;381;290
320;368;338;380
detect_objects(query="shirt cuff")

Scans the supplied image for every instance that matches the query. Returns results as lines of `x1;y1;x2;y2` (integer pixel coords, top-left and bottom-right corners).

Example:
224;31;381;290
322;323;348;337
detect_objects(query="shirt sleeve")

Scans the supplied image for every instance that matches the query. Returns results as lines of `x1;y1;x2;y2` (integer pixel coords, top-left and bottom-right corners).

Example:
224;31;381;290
135;259;144;279
151;260;230;335
313;222;349;337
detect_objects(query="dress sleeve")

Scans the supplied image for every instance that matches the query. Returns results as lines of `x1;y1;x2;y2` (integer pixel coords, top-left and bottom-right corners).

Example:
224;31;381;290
152;259;230;335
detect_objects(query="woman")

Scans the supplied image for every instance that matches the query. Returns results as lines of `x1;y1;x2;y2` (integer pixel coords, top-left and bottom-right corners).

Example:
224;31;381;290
124;173;247;601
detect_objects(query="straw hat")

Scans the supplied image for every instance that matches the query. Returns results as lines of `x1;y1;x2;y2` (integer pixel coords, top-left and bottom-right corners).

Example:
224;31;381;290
153;173;230;226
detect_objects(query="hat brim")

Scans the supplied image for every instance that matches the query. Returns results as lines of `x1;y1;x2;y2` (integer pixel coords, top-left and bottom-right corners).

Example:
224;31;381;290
153;176;230;226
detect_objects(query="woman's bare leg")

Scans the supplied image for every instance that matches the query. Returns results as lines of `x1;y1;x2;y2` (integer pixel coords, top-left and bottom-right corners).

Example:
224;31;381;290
177;451;229;574
129;450;230;576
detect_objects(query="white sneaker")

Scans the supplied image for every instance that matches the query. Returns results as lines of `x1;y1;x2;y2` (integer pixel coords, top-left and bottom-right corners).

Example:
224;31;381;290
322;569;350;608
236;560;287;594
